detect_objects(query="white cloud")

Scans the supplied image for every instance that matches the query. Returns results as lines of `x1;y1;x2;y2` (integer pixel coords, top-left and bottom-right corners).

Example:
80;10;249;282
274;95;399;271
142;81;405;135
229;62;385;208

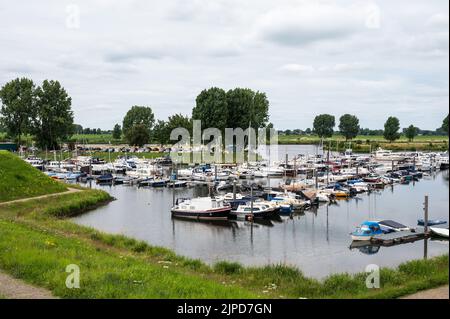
426;13;449;28
252;2;375;46
280;64;315;73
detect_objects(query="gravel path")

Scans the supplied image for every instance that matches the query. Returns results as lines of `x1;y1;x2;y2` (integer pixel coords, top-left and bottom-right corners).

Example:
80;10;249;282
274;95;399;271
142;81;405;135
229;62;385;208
0;188;81;299
0;271;56;299
0;188;80;206
401;285;449;299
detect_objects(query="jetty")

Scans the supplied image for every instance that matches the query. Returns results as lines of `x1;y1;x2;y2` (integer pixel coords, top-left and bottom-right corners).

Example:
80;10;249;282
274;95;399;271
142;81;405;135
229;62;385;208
371;230;429;246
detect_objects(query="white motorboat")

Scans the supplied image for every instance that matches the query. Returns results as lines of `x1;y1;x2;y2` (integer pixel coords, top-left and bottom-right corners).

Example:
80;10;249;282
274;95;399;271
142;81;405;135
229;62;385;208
171;197;231;220
374;148;405;162
430;227;449;238
231;202;277;219
24;157;44;170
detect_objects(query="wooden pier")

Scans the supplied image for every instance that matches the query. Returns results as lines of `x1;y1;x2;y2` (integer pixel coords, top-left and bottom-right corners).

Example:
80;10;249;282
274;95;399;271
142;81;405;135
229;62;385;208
371;230;429;247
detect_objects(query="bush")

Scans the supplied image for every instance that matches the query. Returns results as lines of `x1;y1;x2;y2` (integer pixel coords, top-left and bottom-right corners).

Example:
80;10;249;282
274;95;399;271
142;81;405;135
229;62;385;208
214;261;243;274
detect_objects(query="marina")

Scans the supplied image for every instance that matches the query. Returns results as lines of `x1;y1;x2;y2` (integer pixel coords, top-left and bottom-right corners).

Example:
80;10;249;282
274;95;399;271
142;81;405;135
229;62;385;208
19;144;447;278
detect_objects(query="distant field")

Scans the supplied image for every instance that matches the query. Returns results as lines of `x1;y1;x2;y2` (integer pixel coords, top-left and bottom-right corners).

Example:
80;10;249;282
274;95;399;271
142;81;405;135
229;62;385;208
0;151;67;202
0;133;34;144
278;134;449;143
70;134;122;144
279;134;449;152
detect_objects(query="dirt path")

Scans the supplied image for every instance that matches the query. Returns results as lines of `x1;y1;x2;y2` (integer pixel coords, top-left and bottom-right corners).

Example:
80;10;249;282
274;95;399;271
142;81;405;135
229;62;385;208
0;188;81;206
401;285;449;299
0;271;56;299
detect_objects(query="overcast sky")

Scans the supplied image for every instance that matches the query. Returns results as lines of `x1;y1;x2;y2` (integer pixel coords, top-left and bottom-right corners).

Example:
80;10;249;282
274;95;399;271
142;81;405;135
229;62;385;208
0;0;448;130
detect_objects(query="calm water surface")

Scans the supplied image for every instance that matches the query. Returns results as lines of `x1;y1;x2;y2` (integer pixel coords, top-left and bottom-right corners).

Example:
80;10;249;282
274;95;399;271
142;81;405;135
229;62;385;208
73;147;449;278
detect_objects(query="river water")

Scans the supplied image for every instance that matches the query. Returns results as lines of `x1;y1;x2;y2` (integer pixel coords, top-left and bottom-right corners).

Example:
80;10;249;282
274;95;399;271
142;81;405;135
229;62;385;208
73;146;449;278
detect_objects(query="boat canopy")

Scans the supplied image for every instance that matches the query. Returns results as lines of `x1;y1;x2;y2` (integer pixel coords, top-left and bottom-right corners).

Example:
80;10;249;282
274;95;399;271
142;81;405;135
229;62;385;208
361;221;381;229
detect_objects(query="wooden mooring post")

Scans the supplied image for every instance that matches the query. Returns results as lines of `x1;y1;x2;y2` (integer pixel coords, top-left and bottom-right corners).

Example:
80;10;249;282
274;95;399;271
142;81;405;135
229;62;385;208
424;195;429;234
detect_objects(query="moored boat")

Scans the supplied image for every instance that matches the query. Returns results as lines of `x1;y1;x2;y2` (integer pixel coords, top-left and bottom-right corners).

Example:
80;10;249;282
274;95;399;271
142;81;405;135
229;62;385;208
351;221;383;241
430;227;449;238
96;173;114;183
417;219;447;226
231;202;278;220
171;197;231;220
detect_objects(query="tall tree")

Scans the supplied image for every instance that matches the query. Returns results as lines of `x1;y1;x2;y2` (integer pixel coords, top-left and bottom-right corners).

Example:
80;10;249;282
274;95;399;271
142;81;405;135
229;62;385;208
0;78;36;145
125;124;150;147
192;87;228;131
122;106;155;137
405;125;419;142
442;114;449;136
383;116;401;142
72;124;83;135
226;88;269;129
153;114;192;146
252;91;270;129
339;114;360;141
313;114;335;139
33;80;74;149
152;120;169;146
166;114;192;134
112;124;122;140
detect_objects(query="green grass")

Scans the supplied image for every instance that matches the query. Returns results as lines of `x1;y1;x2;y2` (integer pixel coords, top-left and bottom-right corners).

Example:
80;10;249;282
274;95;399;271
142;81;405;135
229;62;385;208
0;151;67;202
70;134;123;145
0;186;447;298
0;219;255;298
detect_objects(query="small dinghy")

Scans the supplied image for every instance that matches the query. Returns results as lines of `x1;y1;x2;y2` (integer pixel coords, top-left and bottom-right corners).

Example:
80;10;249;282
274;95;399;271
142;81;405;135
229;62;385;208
231;203;278;220
351;221;383;241
96;173;114;184
430;227;449;238
151;179;169;187
138;177;154;187
167;181;188;188
417;219;447;226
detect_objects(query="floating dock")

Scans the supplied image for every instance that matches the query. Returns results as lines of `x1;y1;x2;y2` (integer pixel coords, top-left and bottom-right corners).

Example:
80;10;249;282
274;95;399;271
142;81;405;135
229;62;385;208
371;230;429;246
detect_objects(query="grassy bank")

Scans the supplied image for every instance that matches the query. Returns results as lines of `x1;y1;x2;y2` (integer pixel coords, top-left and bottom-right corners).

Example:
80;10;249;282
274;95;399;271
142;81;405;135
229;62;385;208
0;151;67;202
279;134;449;152
0;190;448;298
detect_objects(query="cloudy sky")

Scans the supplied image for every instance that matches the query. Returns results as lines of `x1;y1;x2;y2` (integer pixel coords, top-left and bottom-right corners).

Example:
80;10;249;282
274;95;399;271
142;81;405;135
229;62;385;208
0;0;448;130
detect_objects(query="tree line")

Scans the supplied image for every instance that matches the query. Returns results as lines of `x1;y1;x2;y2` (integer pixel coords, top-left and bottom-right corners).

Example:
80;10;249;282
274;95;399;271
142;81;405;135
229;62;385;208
310;113;449;143
111;87;271;147
1;77;447;148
